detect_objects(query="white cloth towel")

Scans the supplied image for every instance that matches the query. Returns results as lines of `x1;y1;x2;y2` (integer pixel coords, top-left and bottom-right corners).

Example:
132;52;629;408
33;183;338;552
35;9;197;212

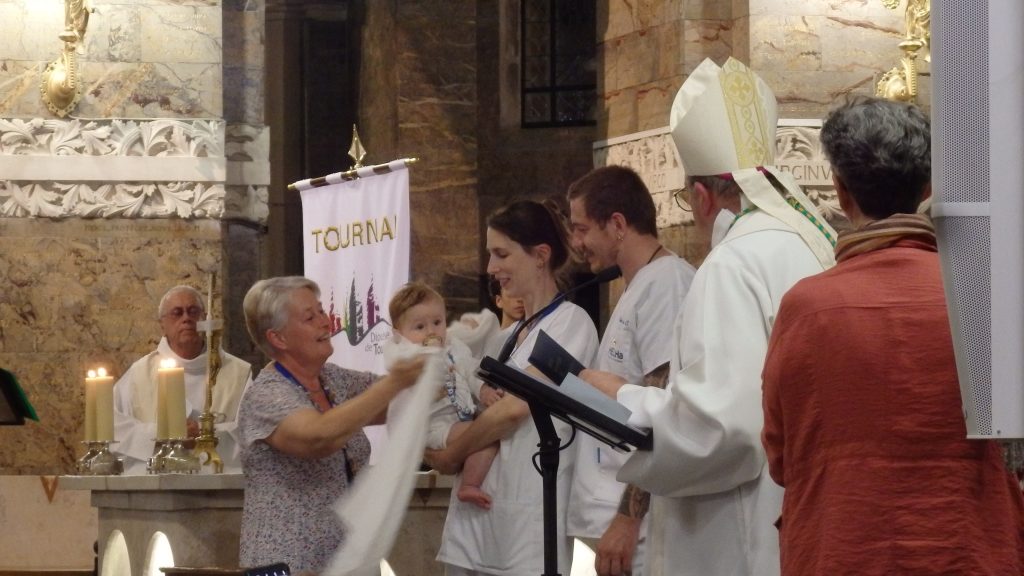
324;344;444;576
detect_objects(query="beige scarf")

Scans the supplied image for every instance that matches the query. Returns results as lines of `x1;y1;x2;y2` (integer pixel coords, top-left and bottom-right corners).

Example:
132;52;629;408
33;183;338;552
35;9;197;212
834;213;936;263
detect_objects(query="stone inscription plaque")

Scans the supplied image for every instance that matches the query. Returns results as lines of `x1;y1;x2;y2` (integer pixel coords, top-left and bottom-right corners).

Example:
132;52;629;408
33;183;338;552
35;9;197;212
593;121;841;227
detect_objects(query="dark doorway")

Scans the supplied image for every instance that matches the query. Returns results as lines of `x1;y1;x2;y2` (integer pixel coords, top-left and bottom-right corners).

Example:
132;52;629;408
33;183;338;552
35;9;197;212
265;1;361;277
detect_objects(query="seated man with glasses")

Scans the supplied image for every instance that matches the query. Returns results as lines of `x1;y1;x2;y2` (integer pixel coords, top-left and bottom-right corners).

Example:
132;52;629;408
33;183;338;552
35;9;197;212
113;285;253;474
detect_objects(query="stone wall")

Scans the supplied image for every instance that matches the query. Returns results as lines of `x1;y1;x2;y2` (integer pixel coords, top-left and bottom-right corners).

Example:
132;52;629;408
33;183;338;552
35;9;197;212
747;0;930;118
358;1;482;312
599;0;737;139
1;218;228;473
596;0;912;270
599;0;914;136
0;1;268;480
475;0;598;311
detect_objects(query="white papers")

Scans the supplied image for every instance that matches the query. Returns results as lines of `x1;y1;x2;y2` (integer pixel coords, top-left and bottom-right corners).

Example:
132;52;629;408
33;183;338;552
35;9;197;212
558;372;633;424
511;364;634;425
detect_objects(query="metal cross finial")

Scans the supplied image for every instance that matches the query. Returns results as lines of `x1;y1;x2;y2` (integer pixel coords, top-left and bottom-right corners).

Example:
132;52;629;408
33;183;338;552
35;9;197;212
349;125;367;169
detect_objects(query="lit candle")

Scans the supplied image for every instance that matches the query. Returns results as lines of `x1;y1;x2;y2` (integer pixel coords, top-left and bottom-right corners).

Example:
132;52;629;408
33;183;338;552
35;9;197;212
85;368;114;442
84;369;98;441
94;368;115;442
155;360;168;439
158;358;187;439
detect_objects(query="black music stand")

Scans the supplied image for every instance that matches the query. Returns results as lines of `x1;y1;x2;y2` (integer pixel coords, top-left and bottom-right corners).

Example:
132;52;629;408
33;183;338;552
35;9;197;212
0;368;37;426
477;349;651;576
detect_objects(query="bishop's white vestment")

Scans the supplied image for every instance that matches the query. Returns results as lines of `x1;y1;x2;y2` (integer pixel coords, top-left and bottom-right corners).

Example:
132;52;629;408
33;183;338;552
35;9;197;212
616;210;826;576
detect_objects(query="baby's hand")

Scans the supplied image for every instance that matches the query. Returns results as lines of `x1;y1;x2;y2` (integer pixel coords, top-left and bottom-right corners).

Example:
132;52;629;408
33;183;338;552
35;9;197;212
479;384;505;407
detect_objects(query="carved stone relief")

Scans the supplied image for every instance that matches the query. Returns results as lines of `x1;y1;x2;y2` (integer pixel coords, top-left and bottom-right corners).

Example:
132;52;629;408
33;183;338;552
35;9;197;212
593;122;841;228
593;128;691;227
0;117;268;223
775;122;842;221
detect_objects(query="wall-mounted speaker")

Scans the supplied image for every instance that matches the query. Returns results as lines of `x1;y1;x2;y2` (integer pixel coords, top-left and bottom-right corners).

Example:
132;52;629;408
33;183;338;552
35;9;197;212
932;0;1024;438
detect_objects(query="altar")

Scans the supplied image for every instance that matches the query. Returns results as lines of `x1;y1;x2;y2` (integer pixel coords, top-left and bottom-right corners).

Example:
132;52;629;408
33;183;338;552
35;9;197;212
62;474;244;576
62;472;453;576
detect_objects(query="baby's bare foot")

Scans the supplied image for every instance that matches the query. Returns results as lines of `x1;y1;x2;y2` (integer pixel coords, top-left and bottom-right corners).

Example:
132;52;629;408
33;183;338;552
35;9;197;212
457;485;492;510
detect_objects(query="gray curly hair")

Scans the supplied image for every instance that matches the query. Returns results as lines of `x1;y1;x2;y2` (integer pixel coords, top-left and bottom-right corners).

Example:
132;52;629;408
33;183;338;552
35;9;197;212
820;96;931;219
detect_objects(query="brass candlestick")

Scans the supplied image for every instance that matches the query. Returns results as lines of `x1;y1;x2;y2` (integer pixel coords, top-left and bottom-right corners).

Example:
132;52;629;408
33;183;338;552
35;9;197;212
41;0;94;117
876;0;930;103
193;272;224;473
193;404;224;473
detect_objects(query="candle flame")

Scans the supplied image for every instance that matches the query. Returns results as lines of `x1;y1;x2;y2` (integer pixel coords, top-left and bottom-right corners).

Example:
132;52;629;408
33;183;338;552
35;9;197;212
160;358;178;369
87;369;97;378
97;367;107;378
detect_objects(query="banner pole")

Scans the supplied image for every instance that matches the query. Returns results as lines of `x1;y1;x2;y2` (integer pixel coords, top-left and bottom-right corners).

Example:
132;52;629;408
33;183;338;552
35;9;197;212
288;157;419;193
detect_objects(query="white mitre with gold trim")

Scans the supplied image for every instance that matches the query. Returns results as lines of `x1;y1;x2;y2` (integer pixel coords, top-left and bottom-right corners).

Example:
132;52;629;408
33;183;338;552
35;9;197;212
671;57;777;176
670;57;836;267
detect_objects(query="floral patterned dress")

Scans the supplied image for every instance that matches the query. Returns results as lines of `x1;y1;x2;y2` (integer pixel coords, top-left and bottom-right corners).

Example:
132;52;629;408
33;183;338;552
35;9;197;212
238;362;375;573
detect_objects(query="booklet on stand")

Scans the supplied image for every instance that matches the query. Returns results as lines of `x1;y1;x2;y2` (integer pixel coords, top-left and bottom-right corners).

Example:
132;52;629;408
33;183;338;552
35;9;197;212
478;353;651;451
528;330;585;384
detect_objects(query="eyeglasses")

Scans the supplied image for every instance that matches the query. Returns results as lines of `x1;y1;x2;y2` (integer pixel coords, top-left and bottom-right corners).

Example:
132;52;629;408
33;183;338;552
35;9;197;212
162;306;204;320
673;186;692;212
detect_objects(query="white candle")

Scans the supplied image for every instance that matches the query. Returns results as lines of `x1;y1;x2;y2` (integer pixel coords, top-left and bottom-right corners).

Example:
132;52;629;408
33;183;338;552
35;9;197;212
156;359;171;438
84;369;98;441
158;358;187;439
85;368;114;442
94;368;114;442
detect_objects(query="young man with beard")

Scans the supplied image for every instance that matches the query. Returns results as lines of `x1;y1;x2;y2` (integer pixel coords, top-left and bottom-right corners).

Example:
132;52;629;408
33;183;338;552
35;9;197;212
566;165;695;576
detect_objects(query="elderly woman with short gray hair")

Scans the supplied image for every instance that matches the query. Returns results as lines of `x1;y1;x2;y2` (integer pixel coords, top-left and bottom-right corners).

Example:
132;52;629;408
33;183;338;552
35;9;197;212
237;276;424;573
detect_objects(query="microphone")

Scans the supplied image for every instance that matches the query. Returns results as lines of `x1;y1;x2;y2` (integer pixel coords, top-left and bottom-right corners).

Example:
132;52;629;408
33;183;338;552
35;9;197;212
495;265;622;364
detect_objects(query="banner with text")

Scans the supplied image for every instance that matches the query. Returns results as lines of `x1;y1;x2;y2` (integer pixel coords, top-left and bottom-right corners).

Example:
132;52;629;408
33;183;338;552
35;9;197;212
300;168;410;373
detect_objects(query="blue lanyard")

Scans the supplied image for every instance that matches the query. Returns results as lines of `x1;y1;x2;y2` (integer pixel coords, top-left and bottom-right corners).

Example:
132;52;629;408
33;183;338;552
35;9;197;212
502;294;563;360
274;362;354;481
274;362;336;409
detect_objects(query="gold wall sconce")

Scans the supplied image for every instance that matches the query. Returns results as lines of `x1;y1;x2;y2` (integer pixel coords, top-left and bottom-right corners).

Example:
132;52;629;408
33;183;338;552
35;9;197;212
876;0;931;102
40;0;94;117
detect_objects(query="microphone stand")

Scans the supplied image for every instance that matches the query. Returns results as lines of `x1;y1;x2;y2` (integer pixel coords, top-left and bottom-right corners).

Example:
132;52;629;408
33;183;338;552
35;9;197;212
492;265;621;576
531;400;562;576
